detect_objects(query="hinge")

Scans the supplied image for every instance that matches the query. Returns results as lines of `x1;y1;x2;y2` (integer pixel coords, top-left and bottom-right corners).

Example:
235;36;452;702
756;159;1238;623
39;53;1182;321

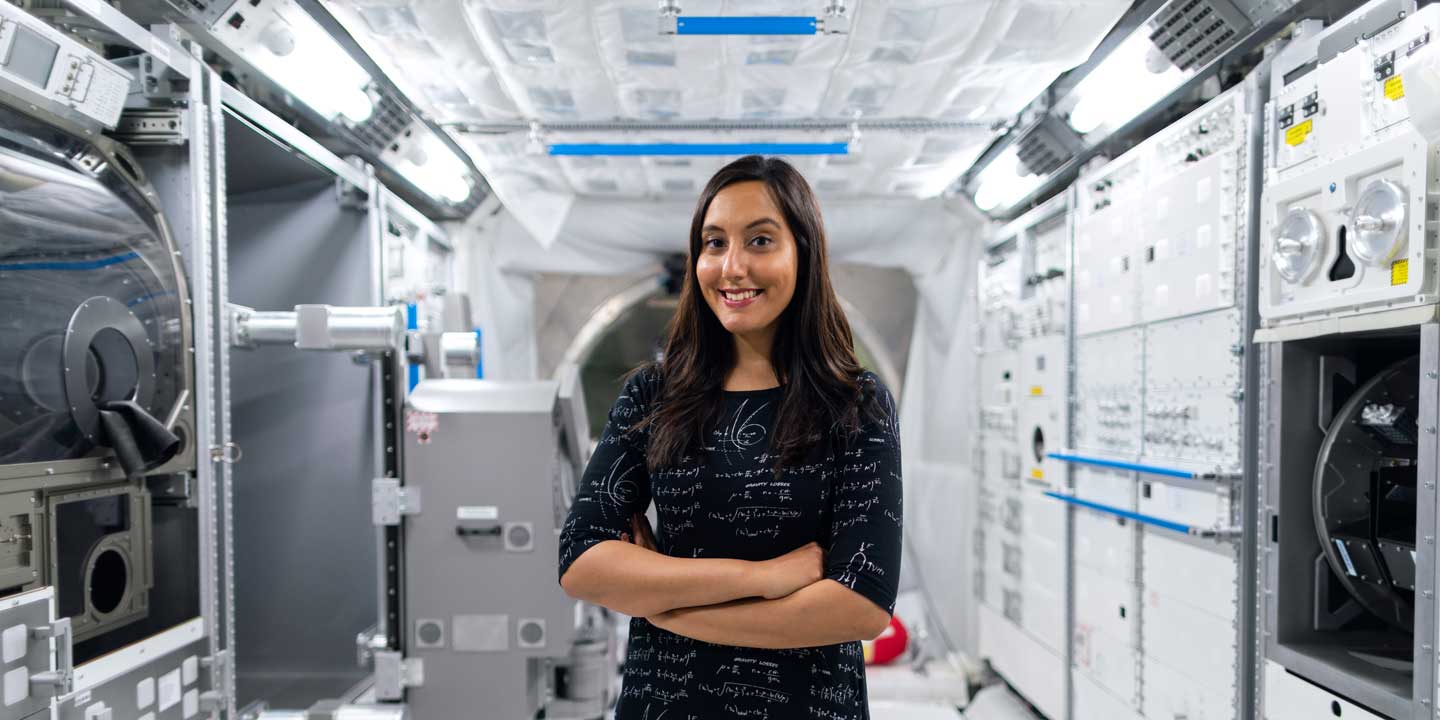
373;479;422;526
113;109;188;146
373;651;424;701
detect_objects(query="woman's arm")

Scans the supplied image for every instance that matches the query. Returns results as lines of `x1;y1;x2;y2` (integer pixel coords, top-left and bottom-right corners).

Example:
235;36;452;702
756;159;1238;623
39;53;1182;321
651;376;905;650
647;578;891;649
563;515;826;618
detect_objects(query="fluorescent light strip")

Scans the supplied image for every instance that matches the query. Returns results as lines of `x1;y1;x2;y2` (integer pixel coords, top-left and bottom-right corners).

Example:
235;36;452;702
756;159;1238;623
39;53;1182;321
1067;31;1192;134
549;142;848;156
675;16;818;35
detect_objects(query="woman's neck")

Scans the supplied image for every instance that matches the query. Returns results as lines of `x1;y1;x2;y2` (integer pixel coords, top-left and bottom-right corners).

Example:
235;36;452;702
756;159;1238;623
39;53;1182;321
725;329;780;391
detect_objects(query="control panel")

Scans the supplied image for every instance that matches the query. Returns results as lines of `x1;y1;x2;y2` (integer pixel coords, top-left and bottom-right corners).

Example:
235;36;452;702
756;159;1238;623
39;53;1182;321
0;3;131;128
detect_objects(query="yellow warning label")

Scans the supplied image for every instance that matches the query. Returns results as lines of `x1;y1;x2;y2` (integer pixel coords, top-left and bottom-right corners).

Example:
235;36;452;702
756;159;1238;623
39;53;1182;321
1030;468;1044;480
1285;119;1313;146
1392;258;1410;285
1030;385;1044;396
1385;74;1406;101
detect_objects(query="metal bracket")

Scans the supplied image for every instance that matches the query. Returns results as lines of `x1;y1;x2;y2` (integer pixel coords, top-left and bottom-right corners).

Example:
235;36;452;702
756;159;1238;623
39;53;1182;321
355;625;388;668
200;649;230;677
29;618;73;696
336;174;370;211
373;651;424;701
113;109;188;145
373;479;422;526
198;691;225;713
658;0;680;34
819;0;850;34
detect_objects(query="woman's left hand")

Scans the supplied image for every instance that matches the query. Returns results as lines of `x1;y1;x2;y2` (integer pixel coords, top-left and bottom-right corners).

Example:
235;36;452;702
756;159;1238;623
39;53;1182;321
630;512;657;552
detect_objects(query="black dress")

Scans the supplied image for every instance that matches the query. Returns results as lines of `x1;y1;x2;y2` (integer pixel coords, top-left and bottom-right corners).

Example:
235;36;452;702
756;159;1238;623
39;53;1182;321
558;367;903;720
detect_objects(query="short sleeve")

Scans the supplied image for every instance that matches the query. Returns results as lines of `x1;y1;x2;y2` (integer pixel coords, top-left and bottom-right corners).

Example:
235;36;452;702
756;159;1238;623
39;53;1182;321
824;373;903;615
557;368;658;582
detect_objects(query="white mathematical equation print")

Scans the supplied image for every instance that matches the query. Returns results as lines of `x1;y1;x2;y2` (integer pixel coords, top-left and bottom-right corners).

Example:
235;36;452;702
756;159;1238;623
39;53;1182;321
559;367;904;719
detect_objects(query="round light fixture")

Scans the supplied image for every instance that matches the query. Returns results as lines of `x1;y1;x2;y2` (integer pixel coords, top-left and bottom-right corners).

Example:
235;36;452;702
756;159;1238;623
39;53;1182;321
1273;207;1325;283
1349;179;1408;265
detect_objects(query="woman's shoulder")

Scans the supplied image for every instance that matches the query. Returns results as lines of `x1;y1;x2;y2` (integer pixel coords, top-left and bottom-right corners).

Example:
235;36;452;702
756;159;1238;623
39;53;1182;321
853;371;899;440
618;362;666;408
855;371;895;410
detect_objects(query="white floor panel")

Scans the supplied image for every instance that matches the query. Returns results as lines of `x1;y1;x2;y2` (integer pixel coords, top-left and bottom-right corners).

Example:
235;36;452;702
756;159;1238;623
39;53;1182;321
871;700;966;719
962;684;1043;720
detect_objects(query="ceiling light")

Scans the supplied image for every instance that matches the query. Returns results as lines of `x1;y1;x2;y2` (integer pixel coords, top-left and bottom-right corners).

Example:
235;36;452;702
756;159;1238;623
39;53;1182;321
1067;31;1192;135
547;142;848;157
384;122;474;204
215;0;375;123
971;145;1045;213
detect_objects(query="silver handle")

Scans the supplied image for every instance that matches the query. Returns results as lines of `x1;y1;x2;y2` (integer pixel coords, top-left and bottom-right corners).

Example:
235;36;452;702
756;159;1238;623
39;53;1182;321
30;618;73;695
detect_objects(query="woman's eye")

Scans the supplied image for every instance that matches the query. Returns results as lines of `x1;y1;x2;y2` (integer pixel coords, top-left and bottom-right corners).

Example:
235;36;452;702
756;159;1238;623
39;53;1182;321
750;236;773;247
704;237;724;249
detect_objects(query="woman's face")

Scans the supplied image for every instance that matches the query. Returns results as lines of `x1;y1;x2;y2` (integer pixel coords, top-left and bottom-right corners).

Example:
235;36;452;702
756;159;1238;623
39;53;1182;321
695;181;799;339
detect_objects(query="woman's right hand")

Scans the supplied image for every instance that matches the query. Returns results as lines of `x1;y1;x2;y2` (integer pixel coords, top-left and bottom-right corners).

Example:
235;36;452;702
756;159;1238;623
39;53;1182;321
755;542;825;599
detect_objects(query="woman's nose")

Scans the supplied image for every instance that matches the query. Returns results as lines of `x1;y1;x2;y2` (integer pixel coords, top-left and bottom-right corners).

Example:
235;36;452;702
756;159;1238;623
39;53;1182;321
721;243;747;280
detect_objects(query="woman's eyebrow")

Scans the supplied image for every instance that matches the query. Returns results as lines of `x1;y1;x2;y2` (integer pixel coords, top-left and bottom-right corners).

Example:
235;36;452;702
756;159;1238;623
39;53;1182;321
701;218;779;234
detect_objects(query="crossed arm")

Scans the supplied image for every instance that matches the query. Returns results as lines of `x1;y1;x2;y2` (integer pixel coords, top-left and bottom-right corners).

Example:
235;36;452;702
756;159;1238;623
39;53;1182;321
559;517;891;649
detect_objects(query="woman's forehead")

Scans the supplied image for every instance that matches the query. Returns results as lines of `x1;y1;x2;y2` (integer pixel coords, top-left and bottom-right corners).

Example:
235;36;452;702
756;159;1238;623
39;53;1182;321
704;181;785;226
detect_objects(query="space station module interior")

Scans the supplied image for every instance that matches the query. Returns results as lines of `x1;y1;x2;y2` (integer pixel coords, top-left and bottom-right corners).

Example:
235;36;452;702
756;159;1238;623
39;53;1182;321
10;0;1440;718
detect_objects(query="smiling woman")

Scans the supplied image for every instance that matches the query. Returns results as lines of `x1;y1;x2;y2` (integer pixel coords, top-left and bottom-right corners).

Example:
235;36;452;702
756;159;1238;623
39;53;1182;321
557;155;904;720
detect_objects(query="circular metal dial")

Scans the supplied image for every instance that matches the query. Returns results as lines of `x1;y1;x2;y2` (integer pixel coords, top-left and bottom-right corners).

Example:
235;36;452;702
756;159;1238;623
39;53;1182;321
1272;207;1325;283
1349;179;1408;266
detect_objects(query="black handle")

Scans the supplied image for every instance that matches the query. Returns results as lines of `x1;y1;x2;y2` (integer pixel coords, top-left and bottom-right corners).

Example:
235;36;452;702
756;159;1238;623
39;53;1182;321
456;526;503;538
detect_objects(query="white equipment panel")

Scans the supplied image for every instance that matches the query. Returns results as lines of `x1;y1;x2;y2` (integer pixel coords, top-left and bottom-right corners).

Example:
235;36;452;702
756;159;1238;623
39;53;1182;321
1141;90;1250;324
1260;5;1440;327
0;2;131;128
1075;154;1145;337
1141;308;1245;471
976;195;1071;719
1140;531;1239;720
1263;661;1388;720
1018;335;1068;487
1075;86;1254;338
1006;194;1070;342
978;246;1022;353
1062;83;1256;720
1074;328;1144;456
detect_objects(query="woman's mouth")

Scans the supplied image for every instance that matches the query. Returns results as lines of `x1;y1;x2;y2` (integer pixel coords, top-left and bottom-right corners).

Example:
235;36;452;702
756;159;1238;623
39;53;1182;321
719;288;763;308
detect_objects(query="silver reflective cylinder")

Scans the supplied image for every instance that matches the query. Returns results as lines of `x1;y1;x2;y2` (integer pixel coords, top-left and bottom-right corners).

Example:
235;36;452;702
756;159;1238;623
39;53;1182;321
439;331;480;377
295;305;405;352
243;311;299;346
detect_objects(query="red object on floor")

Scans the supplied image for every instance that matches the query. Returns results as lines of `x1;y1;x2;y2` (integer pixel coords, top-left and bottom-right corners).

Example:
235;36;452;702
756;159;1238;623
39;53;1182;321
862;615;908;665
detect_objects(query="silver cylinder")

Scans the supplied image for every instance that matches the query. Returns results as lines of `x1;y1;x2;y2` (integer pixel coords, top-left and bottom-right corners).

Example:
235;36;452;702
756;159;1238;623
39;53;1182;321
243;311;299;345
439;331;480;377
295;305;405;352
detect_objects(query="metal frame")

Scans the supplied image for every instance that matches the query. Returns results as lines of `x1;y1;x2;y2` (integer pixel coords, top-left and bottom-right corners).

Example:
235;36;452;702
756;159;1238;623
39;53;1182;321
0;8;233;715
218;83;369;193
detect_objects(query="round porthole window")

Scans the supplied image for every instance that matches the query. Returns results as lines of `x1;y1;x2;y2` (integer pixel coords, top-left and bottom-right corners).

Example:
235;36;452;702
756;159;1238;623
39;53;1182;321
1273;208;1325;283
1349;179;1408;266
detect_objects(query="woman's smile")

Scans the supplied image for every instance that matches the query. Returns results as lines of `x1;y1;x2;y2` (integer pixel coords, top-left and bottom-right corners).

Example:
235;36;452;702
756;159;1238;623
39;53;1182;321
719;288;764;308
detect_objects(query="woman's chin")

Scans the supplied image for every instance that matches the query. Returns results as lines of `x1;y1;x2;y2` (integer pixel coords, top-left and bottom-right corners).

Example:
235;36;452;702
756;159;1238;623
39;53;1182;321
720;318;774;337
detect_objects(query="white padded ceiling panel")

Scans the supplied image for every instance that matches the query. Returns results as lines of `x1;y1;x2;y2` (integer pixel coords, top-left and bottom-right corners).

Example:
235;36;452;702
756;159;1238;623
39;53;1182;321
325;0;1131;242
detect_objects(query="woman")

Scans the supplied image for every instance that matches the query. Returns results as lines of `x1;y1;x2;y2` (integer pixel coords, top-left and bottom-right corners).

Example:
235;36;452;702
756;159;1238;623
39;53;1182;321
558;155;902;720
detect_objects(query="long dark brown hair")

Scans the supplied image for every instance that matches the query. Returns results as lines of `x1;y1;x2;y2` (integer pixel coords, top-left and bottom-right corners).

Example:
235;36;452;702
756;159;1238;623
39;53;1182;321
637;155;872;471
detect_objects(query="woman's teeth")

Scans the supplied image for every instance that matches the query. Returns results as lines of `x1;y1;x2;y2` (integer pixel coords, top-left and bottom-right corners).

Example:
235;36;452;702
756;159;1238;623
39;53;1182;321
723;290;761;301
